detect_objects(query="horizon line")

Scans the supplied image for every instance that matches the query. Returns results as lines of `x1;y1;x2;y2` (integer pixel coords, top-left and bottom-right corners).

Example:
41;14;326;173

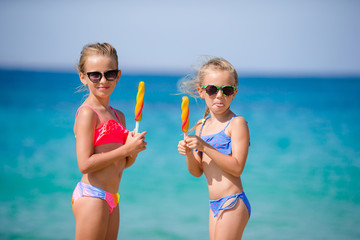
1;65;360;79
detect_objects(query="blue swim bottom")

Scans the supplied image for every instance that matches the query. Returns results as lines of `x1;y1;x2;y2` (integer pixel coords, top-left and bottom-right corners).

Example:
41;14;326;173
209;192;251;218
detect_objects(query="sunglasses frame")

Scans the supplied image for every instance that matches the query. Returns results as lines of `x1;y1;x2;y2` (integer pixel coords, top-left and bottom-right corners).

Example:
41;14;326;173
86;70;119;83
201;85;237;96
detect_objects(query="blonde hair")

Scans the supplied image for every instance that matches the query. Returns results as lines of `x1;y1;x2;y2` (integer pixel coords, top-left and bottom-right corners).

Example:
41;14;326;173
179;57;238;130
76;42;118;73
75;42;119;93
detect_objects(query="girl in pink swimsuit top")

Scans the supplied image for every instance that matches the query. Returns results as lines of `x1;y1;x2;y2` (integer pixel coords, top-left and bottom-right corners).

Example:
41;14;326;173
72;42;147;240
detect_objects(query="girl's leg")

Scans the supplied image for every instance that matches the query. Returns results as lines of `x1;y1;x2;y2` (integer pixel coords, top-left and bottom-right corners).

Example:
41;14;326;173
105;205;120;240
213;199;249;240
209;210;217;240
73;197;110;240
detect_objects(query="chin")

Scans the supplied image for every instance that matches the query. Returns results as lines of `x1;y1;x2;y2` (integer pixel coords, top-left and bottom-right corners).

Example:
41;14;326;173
213;106;230;114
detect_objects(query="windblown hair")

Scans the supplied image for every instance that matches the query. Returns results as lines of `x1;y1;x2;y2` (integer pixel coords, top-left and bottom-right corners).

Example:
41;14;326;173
179;57;239;131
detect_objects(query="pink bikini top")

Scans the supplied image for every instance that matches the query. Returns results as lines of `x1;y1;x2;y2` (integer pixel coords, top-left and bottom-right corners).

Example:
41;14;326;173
76;104;129;146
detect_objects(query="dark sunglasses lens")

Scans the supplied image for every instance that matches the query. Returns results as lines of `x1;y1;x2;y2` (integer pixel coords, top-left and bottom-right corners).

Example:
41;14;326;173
104;70;118;81
222;86;235;96
88;72;102;82
205;85;219;96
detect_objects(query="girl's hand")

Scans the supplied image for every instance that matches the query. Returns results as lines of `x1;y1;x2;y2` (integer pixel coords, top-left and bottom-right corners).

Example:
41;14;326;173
125;131;147;154
179;135;204;177
178;140;191;155
184;135;205;152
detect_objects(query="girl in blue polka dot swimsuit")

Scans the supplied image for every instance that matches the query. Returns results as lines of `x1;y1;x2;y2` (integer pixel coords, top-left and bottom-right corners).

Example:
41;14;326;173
178;58;251;240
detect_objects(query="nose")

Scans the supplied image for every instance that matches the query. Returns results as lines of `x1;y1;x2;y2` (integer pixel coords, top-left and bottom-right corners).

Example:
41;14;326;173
215;89;224;98
99;74;107;83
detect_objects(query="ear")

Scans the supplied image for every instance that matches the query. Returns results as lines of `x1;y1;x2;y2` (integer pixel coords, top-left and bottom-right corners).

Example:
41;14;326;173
232;88;239;99
197;86;205;99
79;72;87;85
116;70;122;83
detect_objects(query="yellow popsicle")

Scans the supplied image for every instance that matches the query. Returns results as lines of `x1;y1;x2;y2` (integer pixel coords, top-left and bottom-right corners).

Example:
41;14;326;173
135;81;145;121
181;96;189;133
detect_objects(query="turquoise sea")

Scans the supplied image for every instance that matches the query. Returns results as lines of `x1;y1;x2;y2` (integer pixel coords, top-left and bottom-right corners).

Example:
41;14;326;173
0;69;359;239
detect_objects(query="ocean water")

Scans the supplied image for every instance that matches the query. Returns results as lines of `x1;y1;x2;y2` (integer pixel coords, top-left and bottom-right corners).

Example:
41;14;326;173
0;69;359;240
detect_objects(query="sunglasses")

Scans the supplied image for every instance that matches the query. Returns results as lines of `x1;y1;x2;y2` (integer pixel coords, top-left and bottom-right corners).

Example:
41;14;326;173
202;85;237;96
86;70;119;83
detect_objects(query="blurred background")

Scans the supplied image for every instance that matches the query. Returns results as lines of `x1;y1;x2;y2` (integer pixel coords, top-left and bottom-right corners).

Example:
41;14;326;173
0;0;359;239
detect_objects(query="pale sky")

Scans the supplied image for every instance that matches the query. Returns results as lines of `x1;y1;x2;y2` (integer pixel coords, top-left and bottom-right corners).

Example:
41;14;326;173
0;0;359;75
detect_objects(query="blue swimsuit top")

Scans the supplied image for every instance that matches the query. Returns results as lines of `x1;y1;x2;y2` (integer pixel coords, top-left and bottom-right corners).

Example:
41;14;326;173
200;116;236;155
199;115;250;155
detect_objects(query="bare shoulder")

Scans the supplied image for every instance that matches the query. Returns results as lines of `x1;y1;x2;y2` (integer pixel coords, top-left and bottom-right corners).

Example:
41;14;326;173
74;105;98;133
195;118;205;135
113;108;126;124
113;108;125;118
228;116;249;136
196;118;204;126
76;105;98;122
231;116;248;127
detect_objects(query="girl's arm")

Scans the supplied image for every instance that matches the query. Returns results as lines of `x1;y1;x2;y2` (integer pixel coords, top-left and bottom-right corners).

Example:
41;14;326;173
114;109;141;169
178;141;203;177
178;122;203;177
125;153;138;168
75;107;146;174
186;146;203;177
187;117;249;177
125;132;144;169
